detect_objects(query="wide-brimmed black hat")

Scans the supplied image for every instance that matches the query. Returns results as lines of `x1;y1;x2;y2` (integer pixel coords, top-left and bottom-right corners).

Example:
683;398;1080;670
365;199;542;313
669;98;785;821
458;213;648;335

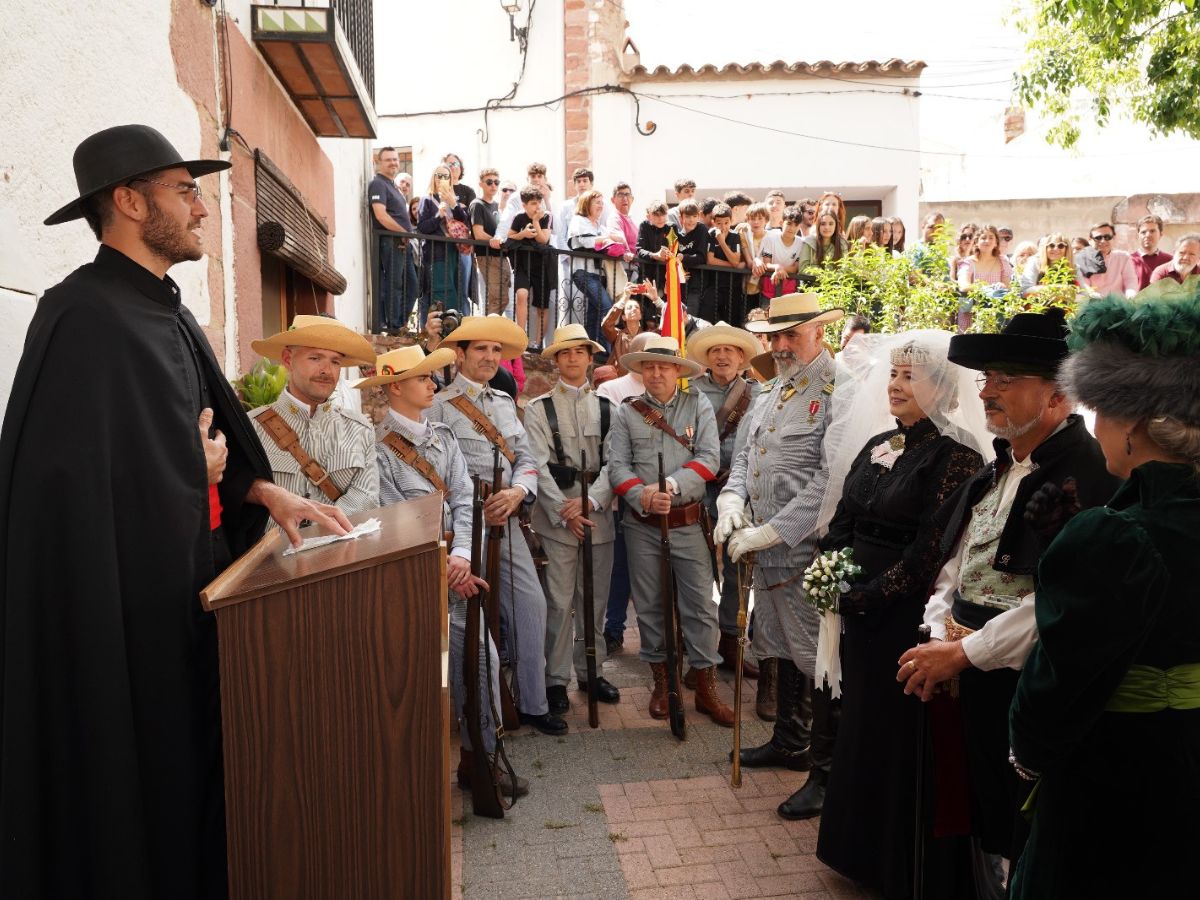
44;124;231;226
947;309;1068;375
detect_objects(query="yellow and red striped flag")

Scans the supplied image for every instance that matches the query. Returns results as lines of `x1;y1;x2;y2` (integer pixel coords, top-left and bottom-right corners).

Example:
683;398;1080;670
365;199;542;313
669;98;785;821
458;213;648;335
659;227;688;388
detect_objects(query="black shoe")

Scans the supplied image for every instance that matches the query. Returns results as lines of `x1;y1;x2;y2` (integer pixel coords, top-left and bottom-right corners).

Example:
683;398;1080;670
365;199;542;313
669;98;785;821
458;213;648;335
733;740;812;771
547;685;570;714
578;676;621;704
604;631;623;655
777;769;827;820
519;711;569;736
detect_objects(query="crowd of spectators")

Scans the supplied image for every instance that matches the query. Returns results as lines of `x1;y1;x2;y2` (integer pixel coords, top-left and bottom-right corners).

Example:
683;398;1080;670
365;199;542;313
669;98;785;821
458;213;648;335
368;149;1200;353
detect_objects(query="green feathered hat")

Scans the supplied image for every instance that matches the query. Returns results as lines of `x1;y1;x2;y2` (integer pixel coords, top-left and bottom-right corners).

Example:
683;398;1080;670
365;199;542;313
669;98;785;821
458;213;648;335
1059;280;1200;426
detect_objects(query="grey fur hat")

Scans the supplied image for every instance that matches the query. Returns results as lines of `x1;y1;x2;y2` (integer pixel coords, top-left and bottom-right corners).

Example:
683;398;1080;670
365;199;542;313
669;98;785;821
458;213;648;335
1059;341;1200;425
1060;290;1200;425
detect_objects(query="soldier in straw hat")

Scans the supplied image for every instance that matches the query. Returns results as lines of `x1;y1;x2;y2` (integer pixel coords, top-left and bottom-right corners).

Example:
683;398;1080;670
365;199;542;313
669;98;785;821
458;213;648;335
428;315;568;736
356;344;525;798
248;314;380;518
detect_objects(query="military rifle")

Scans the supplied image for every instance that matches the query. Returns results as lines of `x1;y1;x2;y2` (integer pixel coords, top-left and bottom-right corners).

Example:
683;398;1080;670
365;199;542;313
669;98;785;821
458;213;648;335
579;450;599;728
730;552;753;787
485;445;521;730
464;476;505;818
658;452;686;740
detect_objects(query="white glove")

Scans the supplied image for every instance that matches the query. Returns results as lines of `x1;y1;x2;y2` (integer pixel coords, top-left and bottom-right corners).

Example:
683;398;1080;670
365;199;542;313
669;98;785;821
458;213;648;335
728;523;781;562
714;493;750;544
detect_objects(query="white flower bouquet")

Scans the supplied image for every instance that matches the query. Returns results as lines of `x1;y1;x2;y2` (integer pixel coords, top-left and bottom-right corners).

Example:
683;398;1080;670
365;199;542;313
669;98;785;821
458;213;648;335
801;547;863;614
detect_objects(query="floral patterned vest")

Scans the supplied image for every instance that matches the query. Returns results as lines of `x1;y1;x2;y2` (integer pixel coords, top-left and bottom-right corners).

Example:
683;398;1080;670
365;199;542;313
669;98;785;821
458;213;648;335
957;476;1037;611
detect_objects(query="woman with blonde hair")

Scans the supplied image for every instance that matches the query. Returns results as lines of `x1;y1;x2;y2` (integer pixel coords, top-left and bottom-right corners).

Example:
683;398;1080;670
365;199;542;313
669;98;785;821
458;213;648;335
416;163;470;315
567;188;616;347
1019;231;1076;294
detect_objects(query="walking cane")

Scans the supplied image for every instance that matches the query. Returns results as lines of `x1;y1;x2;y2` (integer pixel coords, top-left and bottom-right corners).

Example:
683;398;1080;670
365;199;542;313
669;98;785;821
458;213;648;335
913;623;932;900
730;551;754;788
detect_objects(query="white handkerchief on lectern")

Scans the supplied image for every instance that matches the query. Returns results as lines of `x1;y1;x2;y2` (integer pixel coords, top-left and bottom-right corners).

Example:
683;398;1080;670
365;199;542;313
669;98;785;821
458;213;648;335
282;517;382;556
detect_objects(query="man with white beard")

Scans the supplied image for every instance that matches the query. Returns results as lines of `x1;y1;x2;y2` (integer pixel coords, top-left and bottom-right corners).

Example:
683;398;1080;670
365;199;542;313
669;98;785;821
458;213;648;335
716;292;846;821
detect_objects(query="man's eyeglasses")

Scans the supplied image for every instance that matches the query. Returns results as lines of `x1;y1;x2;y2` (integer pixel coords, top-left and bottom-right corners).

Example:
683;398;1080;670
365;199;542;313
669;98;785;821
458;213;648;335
975;371;1040;391
483;179;500;186
446;160;462;168
615;191;633;198
1048;242;1069;249
1092;233;1114;242
129;178;204;203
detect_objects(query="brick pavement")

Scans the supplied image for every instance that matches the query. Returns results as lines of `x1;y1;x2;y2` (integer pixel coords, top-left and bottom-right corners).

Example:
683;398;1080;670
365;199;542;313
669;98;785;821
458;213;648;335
453;603;882;899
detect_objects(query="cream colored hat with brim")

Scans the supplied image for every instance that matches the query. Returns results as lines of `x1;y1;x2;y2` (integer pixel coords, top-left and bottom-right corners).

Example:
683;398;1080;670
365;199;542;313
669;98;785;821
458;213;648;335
352;345;456;389
251;314;376;366
541;323;604;358
686;322;759;371
744;293;844;334
440;314;528;360
620;335;704;377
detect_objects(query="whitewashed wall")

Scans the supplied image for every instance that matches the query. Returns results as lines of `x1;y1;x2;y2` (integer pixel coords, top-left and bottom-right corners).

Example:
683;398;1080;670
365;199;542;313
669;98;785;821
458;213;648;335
0;0;221;419
592;78;922;221
372;0;566;198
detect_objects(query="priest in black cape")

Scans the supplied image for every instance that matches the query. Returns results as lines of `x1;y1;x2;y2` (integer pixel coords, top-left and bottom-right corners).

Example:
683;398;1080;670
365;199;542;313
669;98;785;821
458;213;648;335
0;125;352;899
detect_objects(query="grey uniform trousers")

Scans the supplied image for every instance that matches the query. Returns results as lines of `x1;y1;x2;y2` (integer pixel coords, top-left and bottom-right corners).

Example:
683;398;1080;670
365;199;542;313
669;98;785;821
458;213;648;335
448;596;502;753
485;521;550;716
542;535;613;686
749;570;820;679
624;518;722;668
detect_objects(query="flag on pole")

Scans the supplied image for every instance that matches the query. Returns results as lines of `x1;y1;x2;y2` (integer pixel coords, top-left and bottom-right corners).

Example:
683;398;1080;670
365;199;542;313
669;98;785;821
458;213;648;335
659;227;688;389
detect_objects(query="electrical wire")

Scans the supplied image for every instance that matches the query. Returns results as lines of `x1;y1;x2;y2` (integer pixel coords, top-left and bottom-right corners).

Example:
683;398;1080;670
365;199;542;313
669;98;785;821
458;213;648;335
481;0;537;143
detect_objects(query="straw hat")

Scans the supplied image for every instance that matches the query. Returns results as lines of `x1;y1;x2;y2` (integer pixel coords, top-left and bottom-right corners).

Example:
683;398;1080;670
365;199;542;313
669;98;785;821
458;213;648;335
352;345;456;389
250;314;376;367
744;293;844;334
686;322;759;371
620;335;704;377
541;323;604;358
440;314;528;360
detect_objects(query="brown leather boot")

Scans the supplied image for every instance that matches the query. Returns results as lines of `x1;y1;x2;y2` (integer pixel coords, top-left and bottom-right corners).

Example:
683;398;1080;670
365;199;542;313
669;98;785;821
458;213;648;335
756;657;778;721
693;666;735;727
718;633;760;679
648;663;669;719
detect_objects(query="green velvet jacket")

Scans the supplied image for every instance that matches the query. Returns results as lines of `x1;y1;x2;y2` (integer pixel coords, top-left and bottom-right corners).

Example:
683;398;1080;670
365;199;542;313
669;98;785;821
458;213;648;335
1009;461;1200;899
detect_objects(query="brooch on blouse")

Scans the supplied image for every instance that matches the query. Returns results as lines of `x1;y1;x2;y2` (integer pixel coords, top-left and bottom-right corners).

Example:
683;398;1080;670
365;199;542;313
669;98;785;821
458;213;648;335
870;433;906;470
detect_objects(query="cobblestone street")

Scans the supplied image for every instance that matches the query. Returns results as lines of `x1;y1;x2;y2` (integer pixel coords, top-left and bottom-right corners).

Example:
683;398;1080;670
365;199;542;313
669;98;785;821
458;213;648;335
451;604;881;900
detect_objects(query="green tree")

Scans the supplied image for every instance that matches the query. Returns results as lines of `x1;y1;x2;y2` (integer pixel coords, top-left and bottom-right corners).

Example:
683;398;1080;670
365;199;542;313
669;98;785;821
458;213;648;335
1014;0;1200;148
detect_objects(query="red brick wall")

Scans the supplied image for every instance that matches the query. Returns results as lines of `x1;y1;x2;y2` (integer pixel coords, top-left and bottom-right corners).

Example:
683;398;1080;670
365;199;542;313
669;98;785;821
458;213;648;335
563;0;591;176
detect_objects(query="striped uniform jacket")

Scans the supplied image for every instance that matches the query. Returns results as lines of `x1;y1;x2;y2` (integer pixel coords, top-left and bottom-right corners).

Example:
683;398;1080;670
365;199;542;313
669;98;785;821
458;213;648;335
426;374;540;501
607;386;719;510
249;390;379;518
723;351;835;580
374;412;473;559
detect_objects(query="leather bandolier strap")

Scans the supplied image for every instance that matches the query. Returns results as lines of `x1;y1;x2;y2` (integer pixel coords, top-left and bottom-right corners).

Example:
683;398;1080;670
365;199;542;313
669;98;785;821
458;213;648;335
449;394;516;464
253;407;343;502
628;398;693;452
381;430;451;497
540;394;610;488
716;378;752;444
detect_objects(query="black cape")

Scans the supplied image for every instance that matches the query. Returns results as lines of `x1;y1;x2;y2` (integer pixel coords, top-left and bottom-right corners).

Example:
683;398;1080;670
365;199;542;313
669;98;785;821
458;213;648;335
0;246;270;898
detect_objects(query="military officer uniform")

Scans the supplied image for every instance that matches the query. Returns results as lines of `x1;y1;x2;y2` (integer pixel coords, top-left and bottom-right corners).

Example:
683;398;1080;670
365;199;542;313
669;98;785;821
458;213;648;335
249;389;379;518
524;380;616;700
374;409;505;754
428;372;552;719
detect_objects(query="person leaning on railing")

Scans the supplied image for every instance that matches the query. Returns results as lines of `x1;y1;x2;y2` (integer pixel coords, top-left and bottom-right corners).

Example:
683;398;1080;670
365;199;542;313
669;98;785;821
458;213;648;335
416;163;469;316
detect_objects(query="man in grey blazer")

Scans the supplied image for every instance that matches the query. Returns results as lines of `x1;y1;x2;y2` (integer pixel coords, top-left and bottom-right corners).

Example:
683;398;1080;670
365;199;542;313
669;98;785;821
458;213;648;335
717;293;845;821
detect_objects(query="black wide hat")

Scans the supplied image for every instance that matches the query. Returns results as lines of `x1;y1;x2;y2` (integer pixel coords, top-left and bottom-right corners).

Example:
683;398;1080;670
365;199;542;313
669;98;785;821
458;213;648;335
947;309;1069;374
44;124;231;226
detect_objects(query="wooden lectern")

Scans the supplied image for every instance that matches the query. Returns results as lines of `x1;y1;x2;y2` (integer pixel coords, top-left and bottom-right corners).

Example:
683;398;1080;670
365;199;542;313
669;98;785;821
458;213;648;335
201;494;450;900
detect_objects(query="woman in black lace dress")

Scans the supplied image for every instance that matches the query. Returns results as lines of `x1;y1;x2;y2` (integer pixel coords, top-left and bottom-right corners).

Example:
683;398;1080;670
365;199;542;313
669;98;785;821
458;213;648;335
815;337;985;899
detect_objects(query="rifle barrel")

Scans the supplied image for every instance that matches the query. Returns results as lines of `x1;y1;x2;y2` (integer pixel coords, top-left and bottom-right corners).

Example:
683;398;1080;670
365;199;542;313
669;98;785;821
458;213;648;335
580;449;599;728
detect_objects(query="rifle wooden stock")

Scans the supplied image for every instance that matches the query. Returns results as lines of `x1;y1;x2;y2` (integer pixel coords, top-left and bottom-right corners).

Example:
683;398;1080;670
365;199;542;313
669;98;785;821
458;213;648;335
466;477;504;818
485;446;521;731
658;453;686;740
730;553;752;788
913;623;932;900
580;450;599;729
